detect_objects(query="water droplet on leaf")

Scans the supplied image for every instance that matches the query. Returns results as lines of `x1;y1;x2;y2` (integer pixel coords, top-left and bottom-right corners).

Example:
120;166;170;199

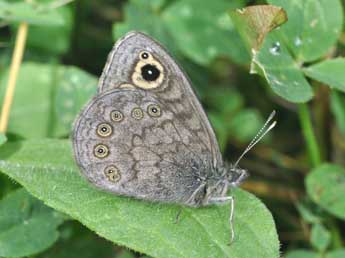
294;37;302;47
269;42;281;55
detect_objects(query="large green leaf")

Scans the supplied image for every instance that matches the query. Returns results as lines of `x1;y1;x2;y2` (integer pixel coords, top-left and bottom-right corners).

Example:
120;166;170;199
268;0;343;62
0;188;65;258
304;58;345;93
0;139;280;258
163;0;249;65
306;163;345;220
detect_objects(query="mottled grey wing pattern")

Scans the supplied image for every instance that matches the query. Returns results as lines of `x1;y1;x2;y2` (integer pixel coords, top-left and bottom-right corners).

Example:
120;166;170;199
98;32;223;169
73;88;214;204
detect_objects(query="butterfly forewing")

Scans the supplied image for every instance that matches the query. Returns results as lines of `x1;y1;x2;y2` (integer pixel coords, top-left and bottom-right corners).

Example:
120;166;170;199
97;32;223;169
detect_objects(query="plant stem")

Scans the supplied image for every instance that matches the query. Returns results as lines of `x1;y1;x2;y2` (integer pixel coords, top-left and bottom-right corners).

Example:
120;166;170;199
298;104;322;167
0;23;28;133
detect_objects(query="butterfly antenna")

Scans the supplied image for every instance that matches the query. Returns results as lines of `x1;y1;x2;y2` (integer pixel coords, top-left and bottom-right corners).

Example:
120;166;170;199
233;110;277;168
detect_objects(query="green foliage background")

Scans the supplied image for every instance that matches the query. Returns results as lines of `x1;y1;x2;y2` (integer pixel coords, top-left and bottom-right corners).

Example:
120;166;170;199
0;0;345;257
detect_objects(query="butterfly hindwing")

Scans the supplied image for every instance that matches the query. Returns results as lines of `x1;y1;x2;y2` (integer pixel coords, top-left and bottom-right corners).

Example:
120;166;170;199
73;88;213;204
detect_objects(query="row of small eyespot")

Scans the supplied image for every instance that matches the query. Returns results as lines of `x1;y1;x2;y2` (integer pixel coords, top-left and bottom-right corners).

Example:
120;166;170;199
95;103;162;139
91;104;162;183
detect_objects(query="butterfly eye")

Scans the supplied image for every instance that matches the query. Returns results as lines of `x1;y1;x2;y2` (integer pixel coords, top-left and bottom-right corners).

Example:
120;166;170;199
96;123;112;137
110;110;124;122
94;144;109;158
104;165;121;183
147;104;161;117
141;64;160;82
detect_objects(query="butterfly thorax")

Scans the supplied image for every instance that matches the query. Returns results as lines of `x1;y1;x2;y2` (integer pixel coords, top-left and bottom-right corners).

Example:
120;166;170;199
188;164;248;207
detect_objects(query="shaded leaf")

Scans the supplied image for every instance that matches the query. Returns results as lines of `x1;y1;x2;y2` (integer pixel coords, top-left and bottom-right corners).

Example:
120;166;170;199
230;5;287;51
163;0;250;65
0;133;6;146
310;223;331;252
0;139;280;258
326;249;345;258
38;222;116;258
296;201;321;224
113;0;179;56
330;91;345;134
285;250;320;258
304;58;345;93
0;188;65;258
306;163;345;220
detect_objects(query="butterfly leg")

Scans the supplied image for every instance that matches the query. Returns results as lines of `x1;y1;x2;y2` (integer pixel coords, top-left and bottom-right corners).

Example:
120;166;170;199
209;196;235;245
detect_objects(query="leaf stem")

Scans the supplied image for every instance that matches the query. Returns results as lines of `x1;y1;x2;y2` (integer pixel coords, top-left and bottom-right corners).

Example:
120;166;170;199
0;23;28;133
298;104;322;167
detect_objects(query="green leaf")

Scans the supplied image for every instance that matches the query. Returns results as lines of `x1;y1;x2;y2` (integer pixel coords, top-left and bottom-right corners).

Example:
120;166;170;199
251;31;313;103
0;62;62;138
306;163;345;220
228;109;265;142
268;0;343;62
285;250;320;258
330;91;345;134
55;66;97;132
38;222;116;258
296;201;321;224
0;133;6;146
326;249;345;258
0;1;65;26
229;5;288;51
113;0;179;56
310;223;331;252
0;139;280;258
0;188;65;258
0;62;97;138
304;58;345;93
163;0;250;65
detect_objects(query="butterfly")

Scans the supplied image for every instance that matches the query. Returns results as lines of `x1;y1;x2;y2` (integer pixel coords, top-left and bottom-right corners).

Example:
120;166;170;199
72;31;276;243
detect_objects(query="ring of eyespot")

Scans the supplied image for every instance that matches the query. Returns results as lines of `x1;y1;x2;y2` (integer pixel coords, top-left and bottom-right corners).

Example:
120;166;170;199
111;110;124;122
94;144;109;158
104;165;121;183
96;123;113;137
147;104;161;117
